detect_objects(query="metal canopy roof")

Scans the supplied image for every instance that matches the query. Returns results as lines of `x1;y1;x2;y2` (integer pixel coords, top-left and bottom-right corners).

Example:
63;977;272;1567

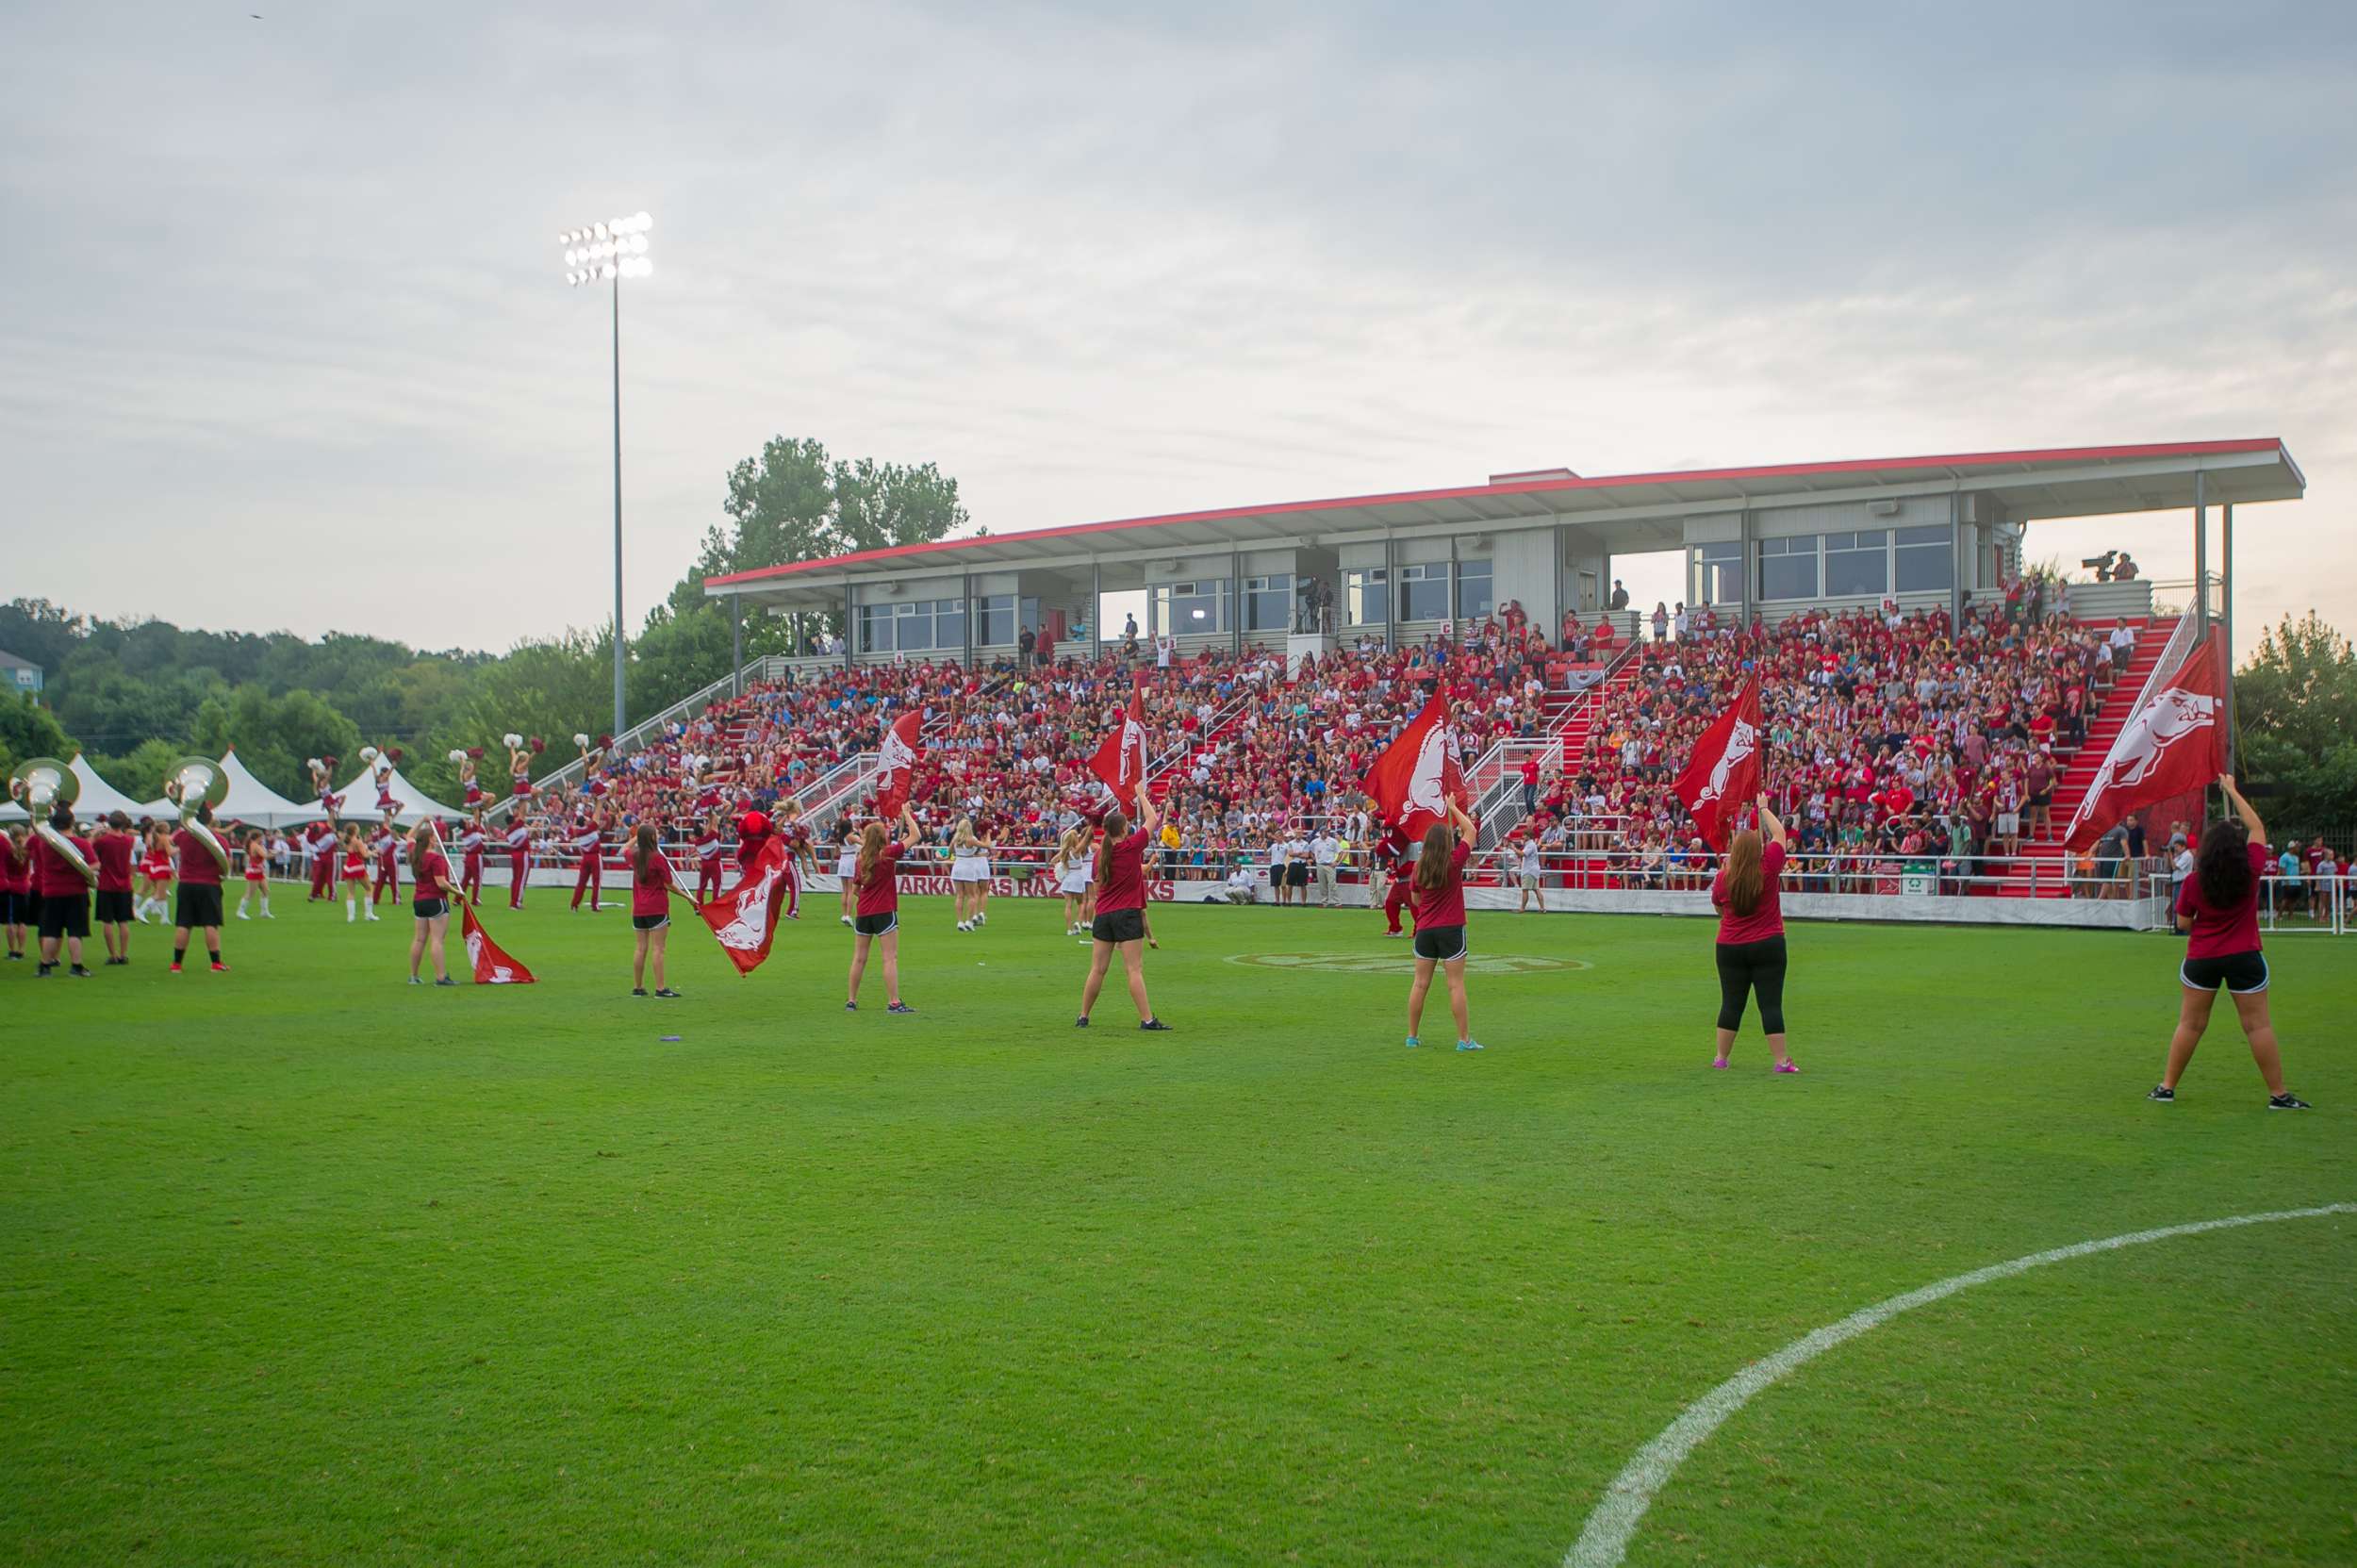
705;437;2302;608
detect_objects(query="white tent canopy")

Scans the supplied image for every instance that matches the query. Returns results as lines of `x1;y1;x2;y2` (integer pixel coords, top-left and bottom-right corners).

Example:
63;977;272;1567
71;751;157;820
325;756;465;825
213;748;323;828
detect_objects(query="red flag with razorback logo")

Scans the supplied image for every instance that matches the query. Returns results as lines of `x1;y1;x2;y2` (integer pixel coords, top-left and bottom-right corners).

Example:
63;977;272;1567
1087;684;1149;801
1360;689;1466;843
2063;630;2228;850
872;708;924;818
460;903;537;984
697;835;791;976
1672;676;1763;851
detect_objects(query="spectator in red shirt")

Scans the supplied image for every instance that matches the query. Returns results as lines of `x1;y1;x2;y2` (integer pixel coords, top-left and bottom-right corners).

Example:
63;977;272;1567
1405;800;1479;1051
1709;794;1799;1073
2151;777;2308;1109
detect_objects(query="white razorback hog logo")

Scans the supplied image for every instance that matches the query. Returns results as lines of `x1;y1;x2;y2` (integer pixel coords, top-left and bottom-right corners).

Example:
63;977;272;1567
878;720;917;778
1696;718;1757;807
1404;721;1451;823
713;866;780;950
463;927;519;983
2069;685;2217;838
1119;716;1146;784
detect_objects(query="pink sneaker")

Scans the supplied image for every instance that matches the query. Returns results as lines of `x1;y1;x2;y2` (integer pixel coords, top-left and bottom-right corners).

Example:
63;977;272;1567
1709;1060;1730;1070
1773;1061;1801;1074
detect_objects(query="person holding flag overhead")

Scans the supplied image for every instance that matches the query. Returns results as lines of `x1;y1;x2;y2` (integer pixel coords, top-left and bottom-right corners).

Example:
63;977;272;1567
847;802;920;1014
1404;799;1482;1051
1076;780;1170;1032
1708;794;1799;1074
626;822;689;999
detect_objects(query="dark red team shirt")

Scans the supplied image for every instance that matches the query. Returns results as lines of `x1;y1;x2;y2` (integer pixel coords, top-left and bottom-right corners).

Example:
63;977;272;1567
412;850;451;902
632;851;674;916
34;834;96;897
172;827;223;887
1712;840;1787;945
1410;839;1474;930
1;842;27;894
1096;828;1151;913
856;841;905;917
2177;841;2269;960
91;831;134;891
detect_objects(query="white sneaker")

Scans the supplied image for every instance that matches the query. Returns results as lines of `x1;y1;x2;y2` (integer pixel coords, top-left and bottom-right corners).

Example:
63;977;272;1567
237;911;250;920
365;912;381;922
346;908;355;923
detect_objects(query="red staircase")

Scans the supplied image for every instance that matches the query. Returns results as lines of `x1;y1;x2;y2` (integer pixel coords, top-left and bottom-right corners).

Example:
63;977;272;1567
1990;617;2172;898
1148;693;1256;803
1550;654;1640;771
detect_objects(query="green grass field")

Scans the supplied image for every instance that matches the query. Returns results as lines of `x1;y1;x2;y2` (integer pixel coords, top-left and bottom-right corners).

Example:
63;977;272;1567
4;893;2350;1566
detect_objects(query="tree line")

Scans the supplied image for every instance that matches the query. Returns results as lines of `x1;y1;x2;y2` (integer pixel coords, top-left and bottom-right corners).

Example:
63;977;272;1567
0;437;965;808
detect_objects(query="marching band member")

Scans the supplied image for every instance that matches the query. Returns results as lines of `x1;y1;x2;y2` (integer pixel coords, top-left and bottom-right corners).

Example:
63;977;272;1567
846;803;919;1014
370;818;403;908
457;815;487;902
2;824;30;961
568;808;606;912
139;824;174;922
692;813;725;903
167;801;230;974
341;825;376;922
627;822;689;999
32;803;98;978
405;820;461;987
91;812;138;964
233;828;272;922
504;813;533;908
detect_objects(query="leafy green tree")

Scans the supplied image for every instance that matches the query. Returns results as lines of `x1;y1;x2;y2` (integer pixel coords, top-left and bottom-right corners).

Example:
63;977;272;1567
0;690;76;781
2235;611;2357;834
91;738;184;806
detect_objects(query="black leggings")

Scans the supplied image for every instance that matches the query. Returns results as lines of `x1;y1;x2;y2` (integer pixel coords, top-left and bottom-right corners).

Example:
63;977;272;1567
1715;935;1788;1034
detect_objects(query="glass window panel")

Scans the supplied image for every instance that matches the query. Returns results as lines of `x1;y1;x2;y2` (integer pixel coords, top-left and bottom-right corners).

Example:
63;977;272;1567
1459;560;1493;619
1345;569;1388;626
1759;536;1818;601
1823;536;1887;598
1894;538;1954;592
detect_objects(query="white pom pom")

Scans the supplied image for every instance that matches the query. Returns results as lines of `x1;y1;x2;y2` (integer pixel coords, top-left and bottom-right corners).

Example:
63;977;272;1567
359;746;379;763
448;750;466;764
503;733;524;749
573;733;590;748
306;757;321;770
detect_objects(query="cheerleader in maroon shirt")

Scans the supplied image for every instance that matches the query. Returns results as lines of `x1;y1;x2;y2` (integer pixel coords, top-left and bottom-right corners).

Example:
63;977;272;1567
1077;782;1170;1032
1709;794;1798;1073
2150;776;2309;1109
1404;801;1478;1050
846;804;918;1014
626;822;688;999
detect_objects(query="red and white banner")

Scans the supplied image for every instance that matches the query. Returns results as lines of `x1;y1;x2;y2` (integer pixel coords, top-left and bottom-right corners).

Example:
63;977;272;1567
1360;690;1466;844
699;836;792;976
1672;676;1763;851
461;904;537;984
1087;683;1149;801
895;873;1177;901
872;709;924;818
2064;630;2228;850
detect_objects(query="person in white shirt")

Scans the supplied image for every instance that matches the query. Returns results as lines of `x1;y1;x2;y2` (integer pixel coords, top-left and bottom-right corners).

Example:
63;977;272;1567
1516;833;1546;911
1224;859;1259;905
1310;831;1342;907
1283;832;1311;905
1268;834;1291;906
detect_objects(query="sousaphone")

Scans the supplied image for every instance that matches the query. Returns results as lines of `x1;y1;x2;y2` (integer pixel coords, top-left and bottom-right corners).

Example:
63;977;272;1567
8;757;97;884
165;754;234;874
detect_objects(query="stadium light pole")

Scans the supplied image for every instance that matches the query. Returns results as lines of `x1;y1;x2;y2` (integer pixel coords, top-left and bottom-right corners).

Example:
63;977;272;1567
559;212;654;743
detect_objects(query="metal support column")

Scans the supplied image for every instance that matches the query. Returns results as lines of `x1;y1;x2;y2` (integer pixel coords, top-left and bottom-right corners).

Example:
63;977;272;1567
1382;536;1395;652
1448;535;1460;626
1091;559;1103;657
2222;502;2236;768
2193;470;2208;642
961;571;974;669
843;582;856;671
1738;512;1753;631
1949;491;1964;627
1230;548;1243;658
729;594;742;697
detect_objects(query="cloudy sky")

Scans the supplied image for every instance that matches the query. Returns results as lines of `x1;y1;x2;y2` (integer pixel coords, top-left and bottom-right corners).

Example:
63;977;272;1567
7;1;2354;658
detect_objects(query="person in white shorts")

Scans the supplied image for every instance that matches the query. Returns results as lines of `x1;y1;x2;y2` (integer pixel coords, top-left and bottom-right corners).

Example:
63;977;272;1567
1517;832;1546;912
949;817;993;932
833;822;862;927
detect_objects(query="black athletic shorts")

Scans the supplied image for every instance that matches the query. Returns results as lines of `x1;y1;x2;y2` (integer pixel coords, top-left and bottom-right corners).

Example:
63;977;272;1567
93;889;134;923
1286;863;1310;887
1;889;26;924
630;912;667;932
1412;923;1468;963
174;884;224;929
2181;949;2268;995
2029;790;2052;808
413;898;448;921
38;891;90;940
1091;906;1146;945
853;911;898;937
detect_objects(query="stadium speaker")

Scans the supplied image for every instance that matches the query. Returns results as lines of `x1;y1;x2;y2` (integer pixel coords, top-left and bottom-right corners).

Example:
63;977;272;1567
1871;499;1902;516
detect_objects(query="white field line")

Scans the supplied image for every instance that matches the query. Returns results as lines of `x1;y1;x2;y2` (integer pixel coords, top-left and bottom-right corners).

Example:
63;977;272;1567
1565;1202;2356;1568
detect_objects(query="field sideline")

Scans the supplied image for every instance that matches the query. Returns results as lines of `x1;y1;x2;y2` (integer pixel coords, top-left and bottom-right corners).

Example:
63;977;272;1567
4;896;2350;1566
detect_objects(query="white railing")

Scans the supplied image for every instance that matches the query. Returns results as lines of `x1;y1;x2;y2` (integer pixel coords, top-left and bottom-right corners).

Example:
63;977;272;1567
1467;641;1639;850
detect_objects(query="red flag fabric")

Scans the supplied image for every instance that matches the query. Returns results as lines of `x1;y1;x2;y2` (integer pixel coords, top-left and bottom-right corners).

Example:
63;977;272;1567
1087;685;1149;801
2063;630;2228;850
872;709;924;818
698;836;792;976
1360;690;1466;844
1672;677;1764;851
460;903;537;984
